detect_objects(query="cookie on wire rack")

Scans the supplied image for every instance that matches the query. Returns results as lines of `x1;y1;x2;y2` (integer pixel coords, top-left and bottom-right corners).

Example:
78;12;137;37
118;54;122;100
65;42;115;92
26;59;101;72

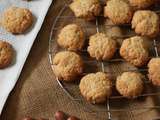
116;72;144;99
69;0;102;21
57;24;85;51
132;10;160;38
120;36;149;67
148;58;160;86
87;33;117;61
79;72;112;104
104;0;133;24
52;51;84;82
1;6;33;34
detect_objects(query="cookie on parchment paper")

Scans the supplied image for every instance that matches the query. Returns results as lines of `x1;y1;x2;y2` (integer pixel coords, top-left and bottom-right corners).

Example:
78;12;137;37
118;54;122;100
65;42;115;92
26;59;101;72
0;41;14;69
1;7;33;34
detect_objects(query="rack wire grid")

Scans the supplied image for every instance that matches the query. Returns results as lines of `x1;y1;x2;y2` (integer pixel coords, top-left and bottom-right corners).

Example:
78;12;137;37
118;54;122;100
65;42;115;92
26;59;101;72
49;0;160;120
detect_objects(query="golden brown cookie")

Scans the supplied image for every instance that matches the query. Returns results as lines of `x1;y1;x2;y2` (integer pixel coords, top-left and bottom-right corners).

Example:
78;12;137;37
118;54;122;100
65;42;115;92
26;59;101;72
1;7;33;34
148;58;160;86
132;10;159;38
0;41;14;68
79;72;112;103
52;51;83;81
116;72;144;98
129;0;155;9
69;0;101;21
87;33;117;60
120;36;149;67
57;24;85;51
104;0;133;24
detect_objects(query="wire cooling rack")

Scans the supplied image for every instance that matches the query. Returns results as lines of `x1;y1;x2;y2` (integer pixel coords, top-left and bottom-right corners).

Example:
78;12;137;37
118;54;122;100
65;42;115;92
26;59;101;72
49;0;160;120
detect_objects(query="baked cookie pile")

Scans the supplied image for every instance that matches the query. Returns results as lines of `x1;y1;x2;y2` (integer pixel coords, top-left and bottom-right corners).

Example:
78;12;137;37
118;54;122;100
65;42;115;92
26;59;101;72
52;0;160;103
0;5;34;68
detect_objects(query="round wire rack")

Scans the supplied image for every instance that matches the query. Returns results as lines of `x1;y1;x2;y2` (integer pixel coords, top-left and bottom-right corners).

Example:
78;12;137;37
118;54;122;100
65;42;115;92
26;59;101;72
49;0;160;119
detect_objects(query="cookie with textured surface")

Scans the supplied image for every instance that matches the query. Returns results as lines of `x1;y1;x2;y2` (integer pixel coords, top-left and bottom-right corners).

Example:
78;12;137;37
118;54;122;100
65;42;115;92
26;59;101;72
79;72;112;103
132;10;159;37
87;33;117;60
120;36;149;67
69;0;101;21
52;51;84;82
57;24;85;51
0;41;14;69
148;58;160;86
1;7;33;34
104;0;133;24
116;72;144;98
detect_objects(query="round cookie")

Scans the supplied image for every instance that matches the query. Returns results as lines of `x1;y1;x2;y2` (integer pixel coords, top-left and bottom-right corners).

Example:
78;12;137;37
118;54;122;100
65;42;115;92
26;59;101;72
1;7;33;34
120;36;149;67
104;0;133;24
69;0;101;21
87;33;117;60
116;72;144;98
132;10;160;38
129;0;155;9
0;41;14;68
57;24;85;51
52;51;83;81
79;72;112;103
148;58;160;86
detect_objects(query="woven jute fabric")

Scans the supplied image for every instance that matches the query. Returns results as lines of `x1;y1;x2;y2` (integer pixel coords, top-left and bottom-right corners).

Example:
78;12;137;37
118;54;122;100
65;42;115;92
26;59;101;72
0;0;160;120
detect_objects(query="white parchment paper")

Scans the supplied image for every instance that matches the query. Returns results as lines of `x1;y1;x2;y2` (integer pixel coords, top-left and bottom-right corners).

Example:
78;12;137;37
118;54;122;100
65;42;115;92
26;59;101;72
0;0;53;114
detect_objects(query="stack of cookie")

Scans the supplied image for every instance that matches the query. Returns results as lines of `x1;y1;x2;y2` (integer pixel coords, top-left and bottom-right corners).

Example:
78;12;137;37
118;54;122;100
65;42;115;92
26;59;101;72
0;6;34;69
52;0;160;104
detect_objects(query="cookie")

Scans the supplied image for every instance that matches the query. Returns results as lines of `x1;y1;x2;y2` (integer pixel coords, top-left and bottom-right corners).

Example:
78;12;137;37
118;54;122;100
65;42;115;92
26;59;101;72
132;10;159;38
120;36;149;67
129;0;155;9
116;72;144;98
57;24;85;51
104;0;133;24
148;58;160;86
69;0;101;21
1;7;33;34
79;72;112;103
0;41;14;68
52;51;83;81
87;33;117;60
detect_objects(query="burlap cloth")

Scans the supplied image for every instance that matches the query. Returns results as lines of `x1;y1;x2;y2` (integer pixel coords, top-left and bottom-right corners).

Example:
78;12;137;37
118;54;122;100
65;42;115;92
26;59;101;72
0;0;160;120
